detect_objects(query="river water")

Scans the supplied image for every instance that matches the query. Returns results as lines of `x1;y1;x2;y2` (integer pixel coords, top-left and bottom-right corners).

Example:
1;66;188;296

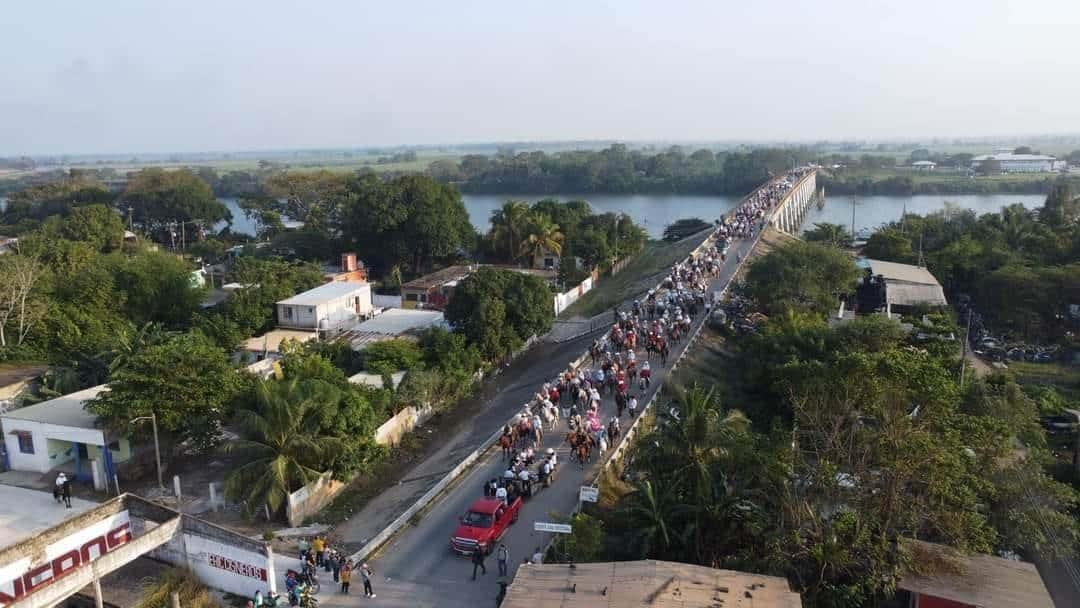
4;194;1045;241
457;192;1047;239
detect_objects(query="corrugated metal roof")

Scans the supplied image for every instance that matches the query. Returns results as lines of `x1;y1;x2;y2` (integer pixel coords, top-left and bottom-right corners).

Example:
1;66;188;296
886;283;948;307
899;540;1054;608
1;385;109;429
347;371;406;389
277;281;369;306
350;309;445;336
865;259;941;286
502;560;801;608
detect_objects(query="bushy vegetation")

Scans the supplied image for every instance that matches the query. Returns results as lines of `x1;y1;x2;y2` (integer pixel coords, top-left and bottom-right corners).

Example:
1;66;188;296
444;267;555;361
596;238;1079;608
864;186;1080;343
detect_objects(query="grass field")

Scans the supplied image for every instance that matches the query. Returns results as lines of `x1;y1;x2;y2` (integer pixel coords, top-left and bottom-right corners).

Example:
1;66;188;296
1008;361;1080;402
832;167;1080;188
562;231;710;318
27;152;461;178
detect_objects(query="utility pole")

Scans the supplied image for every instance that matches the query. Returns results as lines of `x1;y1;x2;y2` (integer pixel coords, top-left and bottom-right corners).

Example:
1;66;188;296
850;197;857;243
131;413;165;496
180;221;186;251
959;309;972;389
127;206;134;231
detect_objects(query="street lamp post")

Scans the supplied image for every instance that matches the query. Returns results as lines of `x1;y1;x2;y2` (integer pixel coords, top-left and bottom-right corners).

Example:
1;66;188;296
130;413;164;495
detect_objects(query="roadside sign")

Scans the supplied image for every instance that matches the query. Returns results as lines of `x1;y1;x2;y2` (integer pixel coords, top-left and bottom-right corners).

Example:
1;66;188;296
534;522;572;534
579;486;599;503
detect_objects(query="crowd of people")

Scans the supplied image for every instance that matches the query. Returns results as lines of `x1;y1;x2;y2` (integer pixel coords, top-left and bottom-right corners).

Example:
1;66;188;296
715;166;813;241
490;171;811;483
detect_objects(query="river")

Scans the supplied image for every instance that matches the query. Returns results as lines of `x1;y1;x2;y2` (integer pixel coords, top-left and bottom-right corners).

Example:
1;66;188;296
799;193;1047;237
456;192;1047;239
3;194;1043;241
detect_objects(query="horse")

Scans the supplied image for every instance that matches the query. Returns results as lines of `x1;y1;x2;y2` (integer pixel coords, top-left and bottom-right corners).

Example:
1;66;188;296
566;431;593;468
498;434;513;460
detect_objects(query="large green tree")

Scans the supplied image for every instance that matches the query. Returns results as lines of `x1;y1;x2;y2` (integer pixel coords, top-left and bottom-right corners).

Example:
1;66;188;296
745;241;859;316
444;267;554;360
88;334;240;452
121;168;230;233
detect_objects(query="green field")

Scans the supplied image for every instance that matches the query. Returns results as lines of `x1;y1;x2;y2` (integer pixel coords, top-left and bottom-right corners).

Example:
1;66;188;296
41;152;461;177
1009;361;1080;402
562;232;709;318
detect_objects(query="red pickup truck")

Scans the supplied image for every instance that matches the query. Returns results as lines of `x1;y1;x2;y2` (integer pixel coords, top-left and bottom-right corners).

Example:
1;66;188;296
449;497;522;556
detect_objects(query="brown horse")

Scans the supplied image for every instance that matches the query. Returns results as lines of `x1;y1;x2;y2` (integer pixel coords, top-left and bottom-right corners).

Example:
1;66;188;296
498;434;513;460
565;431;594;468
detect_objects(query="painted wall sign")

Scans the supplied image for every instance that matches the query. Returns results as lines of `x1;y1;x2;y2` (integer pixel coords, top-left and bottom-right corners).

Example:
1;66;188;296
0;511;131;607
208;554;267;582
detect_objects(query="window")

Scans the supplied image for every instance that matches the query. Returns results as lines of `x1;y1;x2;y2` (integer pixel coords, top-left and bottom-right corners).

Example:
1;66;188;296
406;293;418;302
283;306;294;320
544;257;555;269
13;431;34;454
108;440;120;451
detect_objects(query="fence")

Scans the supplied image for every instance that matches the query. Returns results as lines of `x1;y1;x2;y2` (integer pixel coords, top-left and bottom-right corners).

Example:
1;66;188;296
553;270;600;316
374;404;434;447
285;471;347;527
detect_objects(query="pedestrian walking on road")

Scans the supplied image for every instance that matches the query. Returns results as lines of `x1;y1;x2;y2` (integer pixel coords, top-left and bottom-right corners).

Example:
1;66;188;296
497;544;509;577
471;546;487;580
359;563;375;598
339;563;351;594
61;476;72;508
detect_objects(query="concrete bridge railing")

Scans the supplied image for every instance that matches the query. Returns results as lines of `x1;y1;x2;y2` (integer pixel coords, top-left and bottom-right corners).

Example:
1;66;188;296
771;169;818;234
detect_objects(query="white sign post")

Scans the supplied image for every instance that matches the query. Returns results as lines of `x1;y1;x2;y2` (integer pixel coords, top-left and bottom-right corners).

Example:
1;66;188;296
579;486;599;503
533;522;572;535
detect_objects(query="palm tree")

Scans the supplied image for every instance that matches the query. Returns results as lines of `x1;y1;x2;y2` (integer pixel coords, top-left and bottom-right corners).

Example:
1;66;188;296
617;479;687;559
489;201;529;262
223;378;344;516
639;384;748;506
519;214;564;267
804;223;851;248
101;322;176;375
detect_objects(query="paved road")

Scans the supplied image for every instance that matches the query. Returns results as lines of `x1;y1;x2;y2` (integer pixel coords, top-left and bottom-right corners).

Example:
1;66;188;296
332;330;606;549
320;233;759;607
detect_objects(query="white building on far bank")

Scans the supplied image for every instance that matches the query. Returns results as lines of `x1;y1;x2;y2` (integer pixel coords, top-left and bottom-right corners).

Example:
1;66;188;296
971;153;1057;173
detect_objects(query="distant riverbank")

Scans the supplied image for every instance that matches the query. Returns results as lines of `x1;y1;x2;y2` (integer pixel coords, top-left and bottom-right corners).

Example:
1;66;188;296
818;170;1080;196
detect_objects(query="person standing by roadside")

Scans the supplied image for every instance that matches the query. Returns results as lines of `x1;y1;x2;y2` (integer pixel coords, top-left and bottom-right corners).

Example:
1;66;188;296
329;552;340;582
359;563;375;598
61;475;72;508
471;546;487;580
339;562;351;594
497;544;509;577
312;535;326;567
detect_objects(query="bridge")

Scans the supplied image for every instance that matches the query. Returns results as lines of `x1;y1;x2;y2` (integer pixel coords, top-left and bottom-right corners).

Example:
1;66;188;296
771;168;818;234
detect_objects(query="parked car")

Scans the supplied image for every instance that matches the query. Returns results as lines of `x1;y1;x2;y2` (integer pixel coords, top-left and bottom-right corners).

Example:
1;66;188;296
449;496;522;556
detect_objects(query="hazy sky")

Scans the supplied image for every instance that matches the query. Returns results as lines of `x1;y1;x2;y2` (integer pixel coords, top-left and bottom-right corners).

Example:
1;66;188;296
3;0;1079;155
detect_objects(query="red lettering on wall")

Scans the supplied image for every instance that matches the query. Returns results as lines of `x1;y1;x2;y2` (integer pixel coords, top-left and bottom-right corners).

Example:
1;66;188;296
207;554;268;581
0;523;132;607
22;564;53;593
50;551;81;578
106;523;131;549
0;580;25;606
80;537;108;562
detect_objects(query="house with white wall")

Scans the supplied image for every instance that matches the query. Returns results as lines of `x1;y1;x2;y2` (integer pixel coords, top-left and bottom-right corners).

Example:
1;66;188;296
0;385;130;489
275;281;372;334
